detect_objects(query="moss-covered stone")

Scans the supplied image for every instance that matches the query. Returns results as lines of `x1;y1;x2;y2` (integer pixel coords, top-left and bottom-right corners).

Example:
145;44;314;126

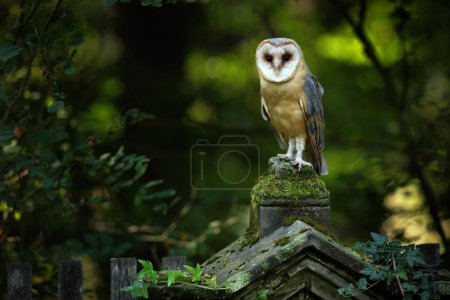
239;226;259;251
294;216;336;238
252;172;329;203
275;236;290;246
225;271;252;291
251;157;329;204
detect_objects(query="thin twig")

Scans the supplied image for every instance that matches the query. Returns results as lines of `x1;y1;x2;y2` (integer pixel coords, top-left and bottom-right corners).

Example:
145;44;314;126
344;281;380;298
391;252;405;296
0;0;65;125
0;0;80;37
13;0;42;43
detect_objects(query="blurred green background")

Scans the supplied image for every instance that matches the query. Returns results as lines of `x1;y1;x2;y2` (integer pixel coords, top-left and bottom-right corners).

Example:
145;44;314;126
1;0;449;298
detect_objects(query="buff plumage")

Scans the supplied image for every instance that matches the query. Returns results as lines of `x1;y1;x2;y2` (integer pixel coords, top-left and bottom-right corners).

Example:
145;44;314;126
256;38;328;175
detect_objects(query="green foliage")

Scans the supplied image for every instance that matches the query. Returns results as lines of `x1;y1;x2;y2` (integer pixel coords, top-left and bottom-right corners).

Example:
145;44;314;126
255;287;270;300
184;263;203;283
121;280;150;298
338;233;440;299
106;0;176;7
165;270;186;287
137;260;159;284
121;260;219;299
0;1;180;297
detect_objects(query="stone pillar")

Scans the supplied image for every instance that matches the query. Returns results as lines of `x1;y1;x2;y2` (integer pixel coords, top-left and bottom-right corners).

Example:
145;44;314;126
251;156;330;238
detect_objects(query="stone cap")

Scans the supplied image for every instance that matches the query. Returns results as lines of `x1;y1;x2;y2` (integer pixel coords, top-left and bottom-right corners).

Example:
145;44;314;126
250;156;331;238
251;156;330;204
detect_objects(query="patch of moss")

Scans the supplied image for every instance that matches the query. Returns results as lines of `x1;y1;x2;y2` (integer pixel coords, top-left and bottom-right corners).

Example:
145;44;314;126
297;216;336;239
283;214;302;226
239;227;259;251
251;169;329;203
261;261;270;270
275;236;291;246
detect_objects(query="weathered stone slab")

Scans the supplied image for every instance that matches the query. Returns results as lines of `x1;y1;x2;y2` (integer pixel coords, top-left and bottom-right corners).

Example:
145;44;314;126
258;205;330;237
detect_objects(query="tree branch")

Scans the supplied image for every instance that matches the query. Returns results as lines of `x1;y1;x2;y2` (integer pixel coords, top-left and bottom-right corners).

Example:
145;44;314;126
327;0;449;258
0;0;64;125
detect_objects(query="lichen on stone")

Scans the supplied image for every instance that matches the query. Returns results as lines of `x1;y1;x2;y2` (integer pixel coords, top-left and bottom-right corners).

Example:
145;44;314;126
225;271;252;291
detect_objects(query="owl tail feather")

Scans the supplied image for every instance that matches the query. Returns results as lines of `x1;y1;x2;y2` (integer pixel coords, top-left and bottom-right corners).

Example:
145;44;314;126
320;157;329;176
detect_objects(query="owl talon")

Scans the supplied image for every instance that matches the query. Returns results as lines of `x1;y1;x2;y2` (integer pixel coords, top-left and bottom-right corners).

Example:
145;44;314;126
293;159;313;170
277;153;295;161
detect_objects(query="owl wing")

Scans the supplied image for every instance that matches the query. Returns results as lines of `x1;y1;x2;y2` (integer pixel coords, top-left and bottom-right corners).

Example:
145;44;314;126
301;71;328;175
261;96;288;149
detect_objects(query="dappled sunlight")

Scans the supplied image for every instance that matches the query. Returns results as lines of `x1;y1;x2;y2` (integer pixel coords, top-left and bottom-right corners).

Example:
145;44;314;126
316;27;369;66
186;99;216;123
383;182;450;252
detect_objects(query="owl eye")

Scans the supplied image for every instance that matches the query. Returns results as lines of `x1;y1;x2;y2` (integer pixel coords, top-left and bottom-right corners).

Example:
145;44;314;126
265;55;273;62
282;53;291;62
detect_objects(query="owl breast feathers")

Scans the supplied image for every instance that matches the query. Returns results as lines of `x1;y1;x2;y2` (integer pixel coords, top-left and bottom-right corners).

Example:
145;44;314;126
256;38;328;175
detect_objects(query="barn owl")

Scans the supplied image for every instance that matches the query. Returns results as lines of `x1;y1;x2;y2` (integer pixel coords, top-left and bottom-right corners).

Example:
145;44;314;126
256;38;328;175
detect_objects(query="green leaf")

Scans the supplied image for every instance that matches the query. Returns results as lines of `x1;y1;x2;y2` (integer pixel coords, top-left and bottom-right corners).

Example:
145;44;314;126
0;44;23;62
397;270;408;281
356;277;368;290
338;283;354;296
48;100;65;113
165;270;186;287
153;189;176;198
205;276;217;288
0;125;15;146
64;64;76;75
120;280;149;298
370;232;388;244
255;288;269;300
184;263;202;283
359;264;378;280
137;260;159;284
403;282;419;293
106;0;118;5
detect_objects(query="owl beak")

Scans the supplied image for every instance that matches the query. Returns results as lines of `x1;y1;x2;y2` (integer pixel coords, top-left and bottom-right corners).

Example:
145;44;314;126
274;61;282;75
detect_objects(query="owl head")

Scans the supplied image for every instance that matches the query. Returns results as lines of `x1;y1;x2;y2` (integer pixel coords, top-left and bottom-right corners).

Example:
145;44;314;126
256;38;303;83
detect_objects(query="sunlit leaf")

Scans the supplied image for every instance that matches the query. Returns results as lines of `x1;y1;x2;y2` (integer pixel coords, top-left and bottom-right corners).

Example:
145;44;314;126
47;100;65;113
184;263;202;283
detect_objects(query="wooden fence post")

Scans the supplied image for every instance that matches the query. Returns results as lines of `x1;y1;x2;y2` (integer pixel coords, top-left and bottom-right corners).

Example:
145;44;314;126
111;257;136;300
162;256;186;270
58;260;83;300
7;263;32;300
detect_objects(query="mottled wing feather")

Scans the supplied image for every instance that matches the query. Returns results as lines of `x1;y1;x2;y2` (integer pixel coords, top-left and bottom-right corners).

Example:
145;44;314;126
301;72;328;175
261;96;288;149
